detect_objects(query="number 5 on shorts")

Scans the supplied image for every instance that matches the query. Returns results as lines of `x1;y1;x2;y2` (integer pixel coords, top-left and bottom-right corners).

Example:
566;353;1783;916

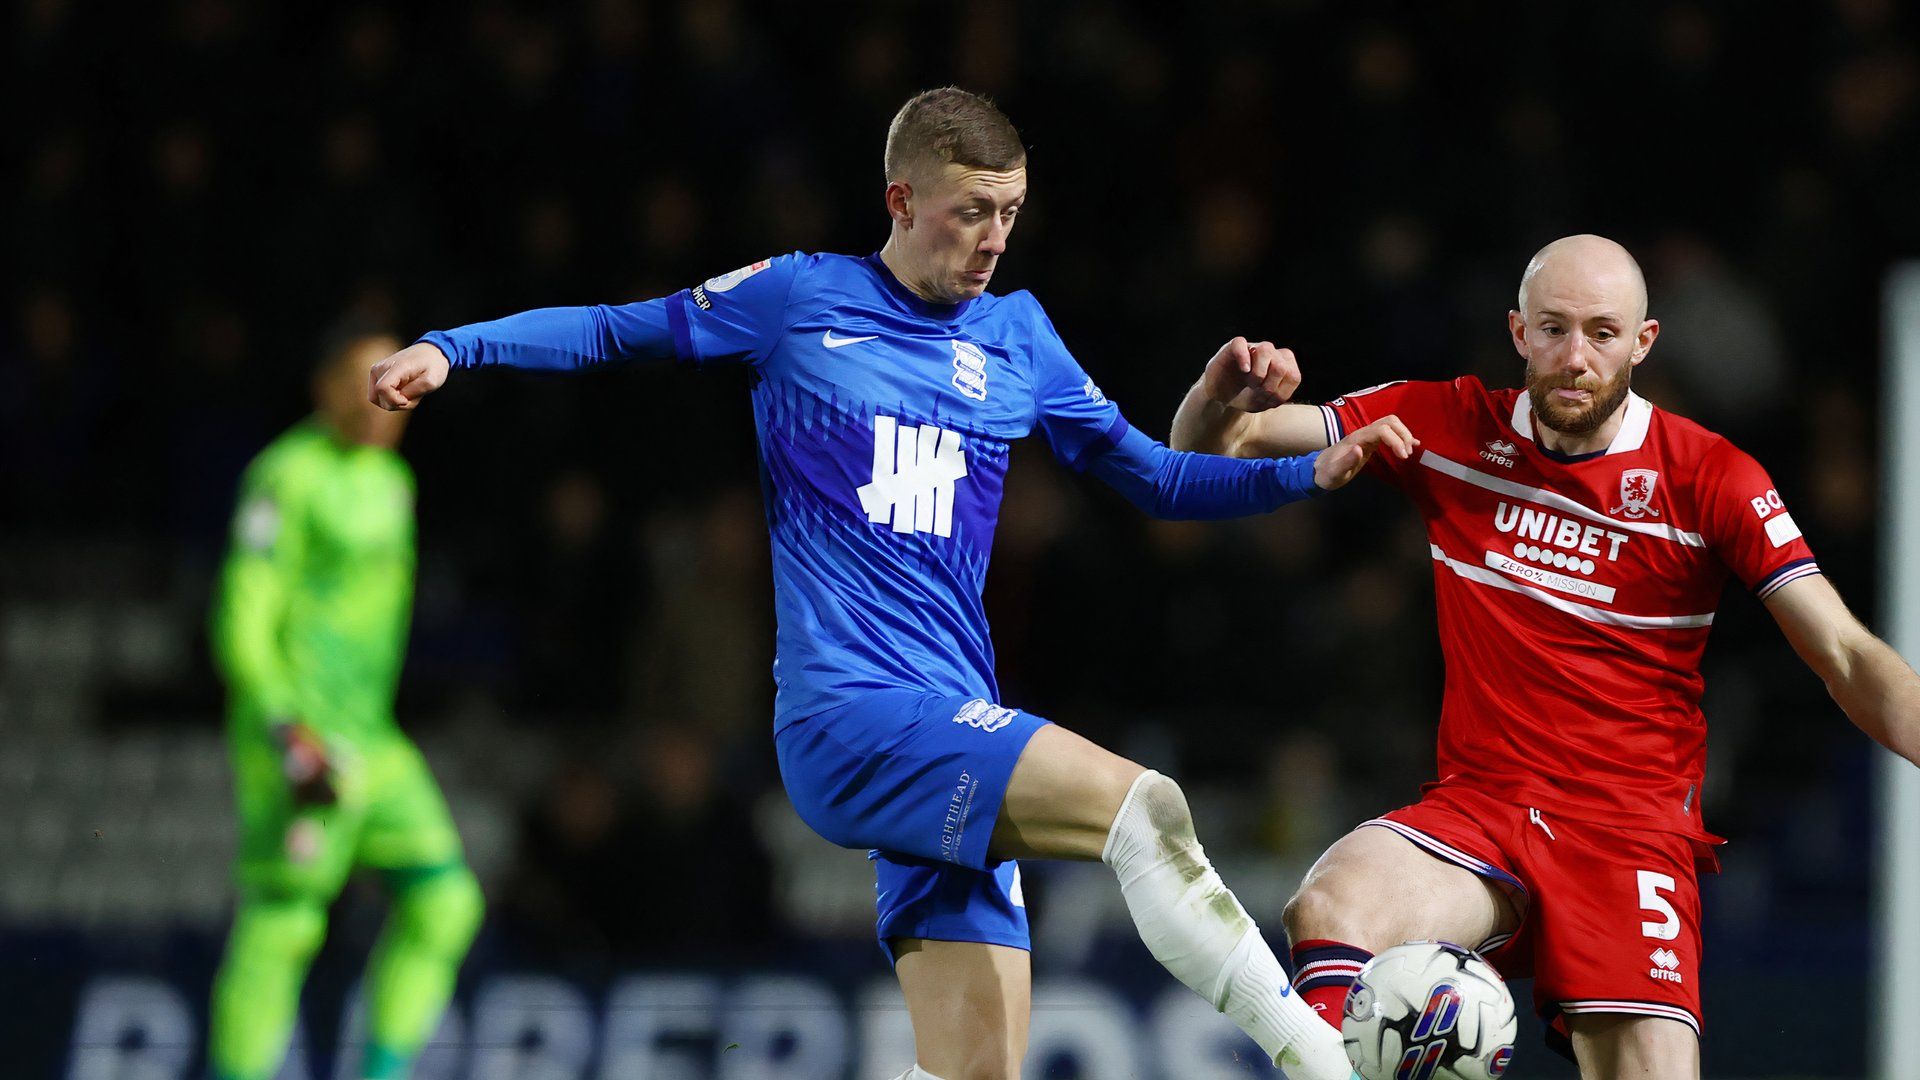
1637;870;1679;940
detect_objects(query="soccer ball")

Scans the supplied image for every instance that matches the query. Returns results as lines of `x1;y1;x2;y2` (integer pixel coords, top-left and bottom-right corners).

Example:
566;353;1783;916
1341;941;1517;1080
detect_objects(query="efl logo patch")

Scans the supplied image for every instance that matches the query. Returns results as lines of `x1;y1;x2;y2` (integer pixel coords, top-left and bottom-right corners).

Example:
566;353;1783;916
1328;380;1407;407
952;698;1019;732
702;259;772;294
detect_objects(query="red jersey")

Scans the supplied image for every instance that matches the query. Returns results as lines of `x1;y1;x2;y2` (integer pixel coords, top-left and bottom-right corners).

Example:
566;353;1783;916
1321;377;1819;840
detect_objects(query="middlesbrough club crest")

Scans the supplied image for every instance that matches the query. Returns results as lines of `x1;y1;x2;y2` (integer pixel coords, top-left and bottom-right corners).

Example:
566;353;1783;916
1612;469;1662;518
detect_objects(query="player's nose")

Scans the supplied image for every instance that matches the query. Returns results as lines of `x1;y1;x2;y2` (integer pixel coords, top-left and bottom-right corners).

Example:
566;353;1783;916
1564;333;1593;373
980;219;1009;256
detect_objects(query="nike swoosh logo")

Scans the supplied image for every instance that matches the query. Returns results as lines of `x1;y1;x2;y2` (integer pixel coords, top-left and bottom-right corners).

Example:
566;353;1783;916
822;331;879;349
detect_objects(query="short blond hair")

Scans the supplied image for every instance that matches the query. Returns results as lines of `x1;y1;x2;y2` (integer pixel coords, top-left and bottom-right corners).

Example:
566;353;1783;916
884;87;1026;183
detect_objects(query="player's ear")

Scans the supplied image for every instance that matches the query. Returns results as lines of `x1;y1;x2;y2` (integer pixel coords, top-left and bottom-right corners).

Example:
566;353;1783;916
885;180;914;229
1631;318;1660;365
1507;310;1529;359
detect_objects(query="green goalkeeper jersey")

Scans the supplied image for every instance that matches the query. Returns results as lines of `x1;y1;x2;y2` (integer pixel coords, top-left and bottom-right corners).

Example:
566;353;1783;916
213;419;415;746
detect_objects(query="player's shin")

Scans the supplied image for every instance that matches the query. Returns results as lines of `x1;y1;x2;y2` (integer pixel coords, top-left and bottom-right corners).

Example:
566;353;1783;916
361;865;484;1078
1289;939;1374;1030
1100;771;1353;1080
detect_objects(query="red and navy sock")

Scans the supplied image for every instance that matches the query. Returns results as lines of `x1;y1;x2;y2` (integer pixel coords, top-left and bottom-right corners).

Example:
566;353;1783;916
1290;939;1373;1029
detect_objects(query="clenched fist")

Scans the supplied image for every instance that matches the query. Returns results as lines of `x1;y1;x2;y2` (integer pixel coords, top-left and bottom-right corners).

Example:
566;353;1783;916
368;342;451;411
1201;336;1301;413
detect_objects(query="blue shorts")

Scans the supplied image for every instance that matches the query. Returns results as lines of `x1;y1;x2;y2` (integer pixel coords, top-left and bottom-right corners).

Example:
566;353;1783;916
774;689;1050;960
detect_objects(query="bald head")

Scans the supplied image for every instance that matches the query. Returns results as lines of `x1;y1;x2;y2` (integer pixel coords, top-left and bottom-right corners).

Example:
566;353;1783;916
1508;234;1661;447
1517;234;1648;323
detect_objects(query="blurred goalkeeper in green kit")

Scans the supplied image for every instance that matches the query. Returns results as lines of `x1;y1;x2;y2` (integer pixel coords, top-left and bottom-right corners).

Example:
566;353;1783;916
208;322;482;1080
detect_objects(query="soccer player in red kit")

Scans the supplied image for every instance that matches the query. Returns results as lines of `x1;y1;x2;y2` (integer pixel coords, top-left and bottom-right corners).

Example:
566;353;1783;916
1171;234;1920;1078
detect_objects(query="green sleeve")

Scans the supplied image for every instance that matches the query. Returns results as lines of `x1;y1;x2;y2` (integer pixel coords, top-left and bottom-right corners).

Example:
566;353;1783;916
211;456;306;730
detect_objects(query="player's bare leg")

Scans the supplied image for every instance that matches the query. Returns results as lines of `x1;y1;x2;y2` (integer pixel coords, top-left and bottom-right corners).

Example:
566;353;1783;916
1282;825;1521;1024
987;724;1354;1080
892;938;1031;1080
1284;826;1520;951
1566;1014;1699;1080
989;724;1141;860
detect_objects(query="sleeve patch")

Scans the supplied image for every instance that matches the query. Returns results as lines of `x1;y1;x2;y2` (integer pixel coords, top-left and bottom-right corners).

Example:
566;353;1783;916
237;497;280;551
1764;512;1803;548
701;259;773;294
1329;379;1408;405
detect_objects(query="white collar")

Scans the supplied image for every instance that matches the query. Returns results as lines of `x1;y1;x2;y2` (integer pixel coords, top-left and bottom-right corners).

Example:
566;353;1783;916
1511;390;1652;456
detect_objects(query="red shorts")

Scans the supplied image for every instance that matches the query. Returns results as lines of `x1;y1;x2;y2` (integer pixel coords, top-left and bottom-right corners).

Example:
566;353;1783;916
1368;782;1717;1046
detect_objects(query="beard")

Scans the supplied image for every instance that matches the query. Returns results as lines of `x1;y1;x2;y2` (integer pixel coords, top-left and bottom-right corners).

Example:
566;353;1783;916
1525;360;1632;437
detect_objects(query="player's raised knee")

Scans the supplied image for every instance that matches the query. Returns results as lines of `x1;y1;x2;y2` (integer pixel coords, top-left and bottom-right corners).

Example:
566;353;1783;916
1101;769;1198;866
1131;770;1195;839
1281;879;1364;947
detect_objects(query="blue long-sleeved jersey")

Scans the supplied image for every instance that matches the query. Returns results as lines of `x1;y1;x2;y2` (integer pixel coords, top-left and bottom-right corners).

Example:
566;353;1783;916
425;252;1322;724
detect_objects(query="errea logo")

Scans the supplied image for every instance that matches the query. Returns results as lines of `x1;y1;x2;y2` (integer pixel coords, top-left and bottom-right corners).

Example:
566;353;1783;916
1480;440;1518;469
1649;948;1683;983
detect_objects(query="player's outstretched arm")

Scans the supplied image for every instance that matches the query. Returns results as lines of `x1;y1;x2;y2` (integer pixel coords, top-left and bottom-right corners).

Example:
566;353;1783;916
370;342;450;411
1075;414;1415;521
1766;575;1920;765
368;293;700;412
1169;337;1335;458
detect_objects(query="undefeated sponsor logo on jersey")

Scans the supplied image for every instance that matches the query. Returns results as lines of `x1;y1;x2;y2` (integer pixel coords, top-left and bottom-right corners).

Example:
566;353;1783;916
951;339;989;401
857;416;968;537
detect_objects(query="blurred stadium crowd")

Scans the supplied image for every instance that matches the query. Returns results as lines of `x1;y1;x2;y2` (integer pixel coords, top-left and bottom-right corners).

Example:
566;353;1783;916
5;0;1918;1068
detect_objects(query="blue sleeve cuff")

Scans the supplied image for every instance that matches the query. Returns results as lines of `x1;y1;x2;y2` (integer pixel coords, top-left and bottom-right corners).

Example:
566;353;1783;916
1065;413;1133;472
418;330;465;368
1276;451;1326;499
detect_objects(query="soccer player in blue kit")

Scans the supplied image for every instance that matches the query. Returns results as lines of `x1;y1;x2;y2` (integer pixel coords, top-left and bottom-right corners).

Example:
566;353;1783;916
371;88;1410;1079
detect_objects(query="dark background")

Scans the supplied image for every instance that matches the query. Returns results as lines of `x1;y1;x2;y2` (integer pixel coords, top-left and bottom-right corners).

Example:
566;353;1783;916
6;1;1917;1076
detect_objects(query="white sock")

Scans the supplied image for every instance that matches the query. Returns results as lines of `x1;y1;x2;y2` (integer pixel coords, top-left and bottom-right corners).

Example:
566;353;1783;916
1102;771;1352;1080
890;1068;949;1080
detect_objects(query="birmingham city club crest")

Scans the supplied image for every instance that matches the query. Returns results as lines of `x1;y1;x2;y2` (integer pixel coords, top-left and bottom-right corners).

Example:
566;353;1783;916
1611;468;1661;518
